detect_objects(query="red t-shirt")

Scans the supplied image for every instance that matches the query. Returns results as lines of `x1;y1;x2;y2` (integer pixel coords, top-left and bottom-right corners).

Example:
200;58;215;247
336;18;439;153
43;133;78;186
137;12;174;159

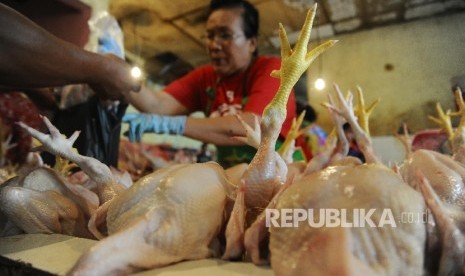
164;56;296;139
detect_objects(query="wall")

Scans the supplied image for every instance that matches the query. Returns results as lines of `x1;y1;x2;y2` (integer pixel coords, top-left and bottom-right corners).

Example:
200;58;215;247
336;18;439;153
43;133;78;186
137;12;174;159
80;0;109;16
306;12;465;136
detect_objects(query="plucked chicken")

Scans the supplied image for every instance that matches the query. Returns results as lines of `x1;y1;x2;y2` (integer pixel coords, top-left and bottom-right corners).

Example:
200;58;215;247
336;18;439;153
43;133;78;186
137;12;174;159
16;116;236;275
222;3;337;260
0;113;136;238
398;88;465;275
269;87;426;275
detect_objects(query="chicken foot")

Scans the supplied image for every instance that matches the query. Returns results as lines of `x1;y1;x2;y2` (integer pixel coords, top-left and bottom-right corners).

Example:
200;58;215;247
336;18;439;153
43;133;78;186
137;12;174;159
324;84;380;164
18;116;124;203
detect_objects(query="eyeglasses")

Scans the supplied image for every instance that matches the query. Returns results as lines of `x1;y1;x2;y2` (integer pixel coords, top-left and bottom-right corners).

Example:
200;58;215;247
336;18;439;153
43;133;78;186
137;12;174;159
201;31;244;44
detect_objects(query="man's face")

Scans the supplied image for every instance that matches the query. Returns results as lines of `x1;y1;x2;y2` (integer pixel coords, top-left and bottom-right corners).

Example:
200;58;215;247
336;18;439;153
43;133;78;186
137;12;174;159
205;8;257;77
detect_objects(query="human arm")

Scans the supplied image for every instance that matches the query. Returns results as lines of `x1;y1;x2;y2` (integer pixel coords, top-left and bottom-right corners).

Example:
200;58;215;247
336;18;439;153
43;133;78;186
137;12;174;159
123;110;258;146
0;3;140;100
123;64;266;145
124;85;189;115
125;86;259;145
184;112;258;145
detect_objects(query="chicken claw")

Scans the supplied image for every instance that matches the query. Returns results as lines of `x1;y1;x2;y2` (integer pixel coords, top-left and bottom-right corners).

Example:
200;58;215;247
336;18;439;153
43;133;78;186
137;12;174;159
18;116;123;203
264;3;337;136
231;114;261;149
354;85;379;136
450;87;465;129
394;123;413;159
277;111;305;163
428;103;453;141
324;84;380;164
448;88;465;153
18;115;79;159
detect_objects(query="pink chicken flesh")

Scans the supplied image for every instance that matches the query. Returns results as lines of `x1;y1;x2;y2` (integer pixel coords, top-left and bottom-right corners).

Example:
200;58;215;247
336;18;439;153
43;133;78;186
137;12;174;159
270;164;426;276
69;162;232;275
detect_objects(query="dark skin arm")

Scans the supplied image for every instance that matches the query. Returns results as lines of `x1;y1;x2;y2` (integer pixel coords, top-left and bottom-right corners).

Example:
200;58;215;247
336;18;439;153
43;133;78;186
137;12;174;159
0;3;140;100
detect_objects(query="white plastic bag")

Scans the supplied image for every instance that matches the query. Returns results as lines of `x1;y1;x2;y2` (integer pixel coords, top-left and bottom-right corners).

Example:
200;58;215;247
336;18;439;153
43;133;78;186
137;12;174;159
86;11;124;58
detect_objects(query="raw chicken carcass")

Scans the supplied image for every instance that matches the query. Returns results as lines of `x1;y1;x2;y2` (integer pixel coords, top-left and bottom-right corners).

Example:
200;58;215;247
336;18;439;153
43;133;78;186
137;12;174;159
18;116;126;204
17;116;236;275
72;4;338;272
269;86;426;275
0;166;97;238
71;162;232;275
270;165;426;276
222;3;337;260
398;89;465;275
400;90;465;208
0;115;129;238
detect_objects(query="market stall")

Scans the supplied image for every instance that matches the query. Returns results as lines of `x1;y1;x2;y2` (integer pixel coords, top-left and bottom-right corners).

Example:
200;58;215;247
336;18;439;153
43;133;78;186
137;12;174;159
1;0;465;275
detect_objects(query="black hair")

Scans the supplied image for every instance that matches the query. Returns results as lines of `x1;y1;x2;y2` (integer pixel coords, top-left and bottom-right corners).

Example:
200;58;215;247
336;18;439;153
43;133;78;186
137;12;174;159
209;0;259;55
343;122;351;131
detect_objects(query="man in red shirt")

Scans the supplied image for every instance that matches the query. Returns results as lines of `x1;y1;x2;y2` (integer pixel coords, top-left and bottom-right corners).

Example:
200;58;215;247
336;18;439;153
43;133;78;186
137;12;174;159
124;0;297;167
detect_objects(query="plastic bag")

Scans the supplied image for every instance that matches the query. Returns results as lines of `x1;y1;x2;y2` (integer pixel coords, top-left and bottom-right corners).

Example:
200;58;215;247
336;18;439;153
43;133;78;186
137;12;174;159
44;96;128;167
58;11;125;109
43;12;127;167
86;11;125;58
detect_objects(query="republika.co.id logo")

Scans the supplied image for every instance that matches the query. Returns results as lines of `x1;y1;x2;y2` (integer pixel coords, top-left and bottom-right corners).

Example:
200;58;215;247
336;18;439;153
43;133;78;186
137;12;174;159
265;208;429;228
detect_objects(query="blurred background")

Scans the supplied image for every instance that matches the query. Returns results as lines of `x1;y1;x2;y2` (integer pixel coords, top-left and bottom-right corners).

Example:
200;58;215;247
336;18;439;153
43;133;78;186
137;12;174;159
2;0;465;164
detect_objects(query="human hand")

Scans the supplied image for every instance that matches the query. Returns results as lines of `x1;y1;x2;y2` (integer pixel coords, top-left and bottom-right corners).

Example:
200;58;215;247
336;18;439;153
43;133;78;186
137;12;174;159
122;113;187;142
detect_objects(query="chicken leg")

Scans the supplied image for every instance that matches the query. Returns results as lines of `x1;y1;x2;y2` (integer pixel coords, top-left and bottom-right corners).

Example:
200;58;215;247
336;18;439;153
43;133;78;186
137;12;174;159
223;3;337;259
18;116;124;203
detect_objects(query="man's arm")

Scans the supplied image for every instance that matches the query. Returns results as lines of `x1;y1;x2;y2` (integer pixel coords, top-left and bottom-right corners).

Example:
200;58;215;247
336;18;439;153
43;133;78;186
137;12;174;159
0;3;140;100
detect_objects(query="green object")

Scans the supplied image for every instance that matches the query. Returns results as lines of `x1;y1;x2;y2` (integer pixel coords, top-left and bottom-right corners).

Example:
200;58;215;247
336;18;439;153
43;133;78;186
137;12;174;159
216;145;256;168
216;139;304;168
